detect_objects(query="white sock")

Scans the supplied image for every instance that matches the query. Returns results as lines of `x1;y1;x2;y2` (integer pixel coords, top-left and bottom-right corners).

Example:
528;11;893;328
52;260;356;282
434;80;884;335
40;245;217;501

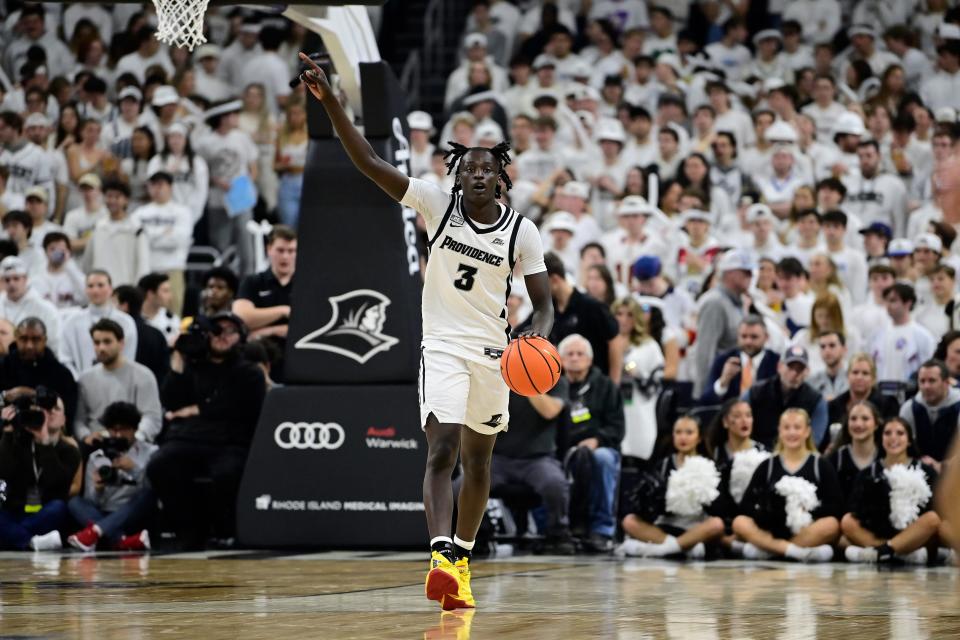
29;530;62;551
92;524;103;537
898;548;927;565
743;543;774;560
729;540;745;557
686;542;706;559
453;535;475;551
640;535;680;557
806;544;834;563
430;536;453;547
786;543;833;563
845;545;877;563
615;538;648;558
785;543;809;561
660;535;681;554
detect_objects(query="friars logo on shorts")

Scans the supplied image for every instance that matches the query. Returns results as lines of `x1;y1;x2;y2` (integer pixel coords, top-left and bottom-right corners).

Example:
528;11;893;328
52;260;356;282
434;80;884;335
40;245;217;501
481;414;503;428
274;421;346;450
295;289;399;363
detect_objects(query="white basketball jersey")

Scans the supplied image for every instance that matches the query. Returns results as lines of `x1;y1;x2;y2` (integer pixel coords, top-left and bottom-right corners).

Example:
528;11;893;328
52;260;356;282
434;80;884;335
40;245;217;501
401;178;546;365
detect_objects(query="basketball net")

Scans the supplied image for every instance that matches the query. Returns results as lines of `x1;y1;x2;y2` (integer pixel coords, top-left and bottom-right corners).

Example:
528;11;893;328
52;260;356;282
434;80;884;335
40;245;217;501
152;0;209;50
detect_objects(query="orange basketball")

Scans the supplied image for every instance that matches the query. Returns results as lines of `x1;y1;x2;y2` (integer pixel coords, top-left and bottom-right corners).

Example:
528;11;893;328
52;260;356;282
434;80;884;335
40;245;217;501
500;336;562;397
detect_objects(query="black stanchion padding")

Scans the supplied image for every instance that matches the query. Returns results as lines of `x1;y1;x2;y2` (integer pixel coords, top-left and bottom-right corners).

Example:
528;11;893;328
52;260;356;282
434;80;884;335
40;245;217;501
236;385;426;548
286;63;422;384
359;61;410;138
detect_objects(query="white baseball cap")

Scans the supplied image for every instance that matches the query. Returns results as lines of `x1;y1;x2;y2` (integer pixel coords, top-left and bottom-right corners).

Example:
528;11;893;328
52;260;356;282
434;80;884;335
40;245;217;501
464;32;488;49
475;123;502;143
914;233;943;253
118;86;142;102
595;118;626;144
848;24;877;39
746;203;775;223
765;120;798;143
532;54;558;71
832;111;866;137
544;211;577;234
935;107;957;124
152;85;179;107
194;44;221;60
717;249;756;273
938;23;960;40
407;110;434;133
561;181;590;200
618;196;656;216
753;28;783;44
681;208;712;224
0;256;28;276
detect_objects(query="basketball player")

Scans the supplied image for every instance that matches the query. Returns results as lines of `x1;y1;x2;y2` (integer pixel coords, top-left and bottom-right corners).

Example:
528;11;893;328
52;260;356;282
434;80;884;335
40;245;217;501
299;54;554;609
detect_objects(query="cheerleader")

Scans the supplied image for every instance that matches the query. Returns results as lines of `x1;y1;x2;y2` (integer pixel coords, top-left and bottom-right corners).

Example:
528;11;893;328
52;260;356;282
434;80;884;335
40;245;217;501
708;400;767;468
843;417;941;564
733;408;842;562
825;402;881;509
707;400;770;547
616;416;724;558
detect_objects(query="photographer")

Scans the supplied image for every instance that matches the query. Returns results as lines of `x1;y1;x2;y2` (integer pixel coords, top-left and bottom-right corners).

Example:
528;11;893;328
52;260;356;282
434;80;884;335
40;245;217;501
146;312;266;548
0;317;77;428
67;402;157;552
0;388;80;550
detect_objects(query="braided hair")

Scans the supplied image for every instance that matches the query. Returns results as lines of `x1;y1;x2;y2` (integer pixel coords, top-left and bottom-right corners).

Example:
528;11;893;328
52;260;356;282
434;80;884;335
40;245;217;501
443;141;513;198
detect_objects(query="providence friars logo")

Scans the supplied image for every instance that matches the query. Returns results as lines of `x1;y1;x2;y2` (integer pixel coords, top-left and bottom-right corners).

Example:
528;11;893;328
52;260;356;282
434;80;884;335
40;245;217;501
295;289;399;363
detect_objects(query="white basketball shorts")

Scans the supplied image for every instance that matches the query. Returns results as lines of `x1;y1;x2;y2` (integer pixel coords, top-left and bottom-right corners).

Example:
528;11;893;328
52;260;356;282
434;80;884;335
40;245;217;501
418;347;509;435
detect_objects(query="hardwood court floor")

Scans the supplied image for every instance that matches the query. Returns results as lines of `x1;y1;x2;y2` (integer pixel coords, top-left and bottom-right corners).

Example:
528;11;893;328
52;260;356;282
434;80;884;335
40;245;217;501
0;550;959;639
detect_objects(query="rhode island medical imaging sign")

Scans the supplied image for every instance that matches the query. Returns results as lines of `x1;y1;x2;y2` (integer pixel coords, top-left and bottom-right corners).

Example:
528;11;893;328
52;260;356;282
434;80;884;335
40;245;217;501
237;385;427;548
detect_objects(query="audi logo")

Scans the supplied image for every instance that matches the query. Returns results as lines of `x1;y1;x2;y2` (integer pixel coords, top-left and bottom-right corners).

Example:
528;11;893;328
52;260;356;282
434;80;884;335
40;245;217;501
274;422;346;450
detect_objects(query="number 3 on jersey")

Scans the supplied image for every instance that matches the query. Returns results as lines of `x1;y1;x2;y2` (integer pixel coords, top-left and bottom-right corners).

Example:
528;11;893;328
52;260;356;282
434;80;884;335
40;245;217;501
453;263;478;291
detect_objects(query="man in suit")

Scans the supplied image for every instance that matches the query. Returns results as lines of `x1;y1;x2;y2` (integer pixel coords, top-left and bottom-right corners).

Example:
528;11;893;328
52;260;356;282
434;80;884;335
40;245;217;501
699;315;779;406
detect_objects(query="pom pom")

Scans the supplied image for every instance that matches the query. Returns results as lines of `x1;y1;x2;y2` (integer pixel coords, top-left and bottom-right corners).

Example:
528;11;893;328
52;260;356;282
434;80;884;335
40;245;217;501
729;448;772;504
884;464;932;531
774;475;820;535
665;456;721;517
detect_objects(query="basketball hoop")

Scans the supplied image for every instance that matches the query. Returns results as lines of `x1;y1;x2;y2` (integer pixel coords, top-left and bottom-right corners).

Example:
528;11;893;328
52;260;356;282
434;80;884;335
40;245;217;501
152;0;210;50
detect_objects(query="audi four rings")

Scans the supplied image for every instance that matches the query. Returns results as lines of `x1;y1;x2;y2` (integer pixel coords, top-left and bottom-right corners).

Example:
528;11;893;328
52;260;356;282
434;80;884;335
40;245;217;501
274;422;346;450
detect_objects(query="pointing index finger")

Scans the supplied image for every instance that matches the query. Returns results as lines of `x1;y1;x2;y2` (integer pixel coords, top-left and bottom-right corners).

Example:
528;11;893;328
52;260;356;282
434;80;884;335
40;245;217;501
299;52;323;74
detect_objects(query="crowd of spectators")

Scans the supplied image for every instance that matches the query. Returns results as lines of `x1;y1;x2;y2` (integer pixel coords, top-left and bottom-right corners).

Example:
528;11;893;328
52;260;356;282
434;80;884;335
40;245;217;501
416;0;960;562
0;1;308;550
4;0;960;562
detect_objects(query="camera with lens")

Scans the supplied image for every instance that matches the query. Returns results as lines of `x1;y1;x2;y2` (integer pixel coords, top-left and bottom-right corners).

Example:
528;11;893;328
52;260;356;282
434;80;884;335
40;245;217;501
3;386;57;433
95;436;132;485
173;316;214;361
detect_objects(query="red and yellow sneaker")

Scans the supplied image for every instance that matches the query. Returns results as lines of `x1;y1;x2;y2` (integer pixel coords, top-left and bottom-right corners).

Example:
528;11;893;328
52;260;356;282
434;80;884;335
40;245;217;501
440;557;476;610
425;551;461;607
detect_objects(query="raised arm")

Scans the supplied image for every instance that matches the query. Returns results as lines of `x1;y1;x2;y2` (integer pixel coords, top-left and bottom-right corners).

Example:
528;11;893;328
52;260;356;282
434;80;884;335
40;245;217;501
299;52;409;202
